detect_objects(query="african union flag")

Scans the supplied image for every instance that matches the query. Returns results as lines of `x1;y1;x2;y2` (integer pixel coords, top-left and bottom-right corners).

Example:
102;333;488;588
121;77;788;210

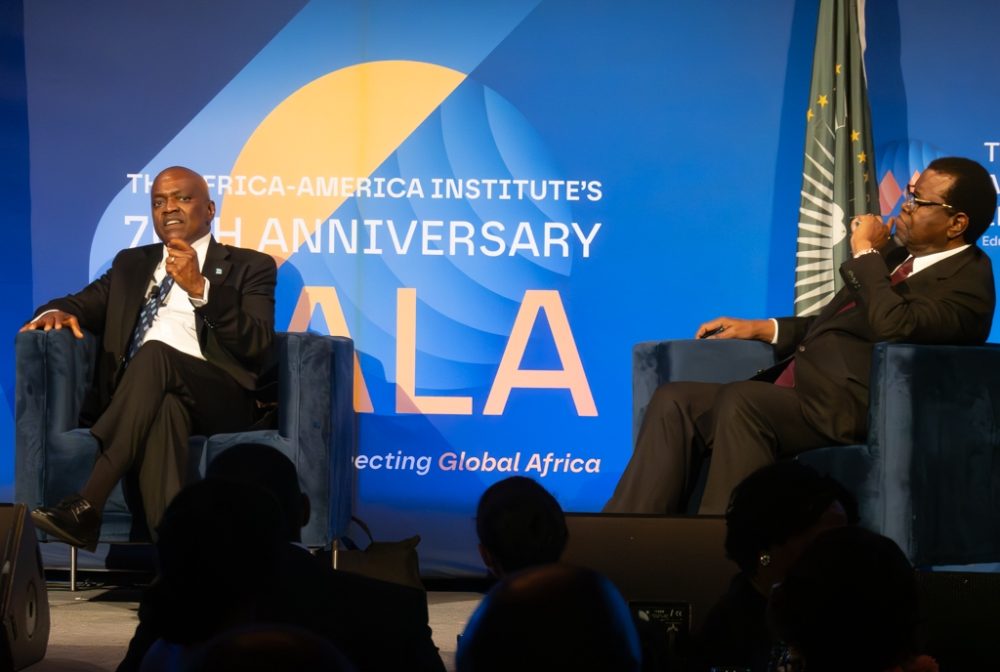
795;0;878;316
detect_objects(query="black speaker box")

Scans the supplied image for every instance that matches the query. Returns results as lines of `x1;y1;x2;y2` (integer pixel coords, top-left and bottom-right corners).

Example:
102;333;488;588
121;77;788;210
0;504;50;671
561;514;736;632
917;570;999;670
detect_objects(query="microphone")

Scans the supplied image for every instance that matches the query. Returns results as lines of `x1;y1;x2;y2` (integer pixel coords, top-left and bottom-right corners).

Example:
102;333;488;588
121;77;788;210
147;284;160;302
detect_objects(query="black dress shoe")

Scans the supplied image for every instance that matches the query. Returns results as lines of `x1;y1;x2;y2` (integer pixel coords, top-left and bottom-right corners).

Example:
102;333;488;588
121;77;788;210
31;494;101;552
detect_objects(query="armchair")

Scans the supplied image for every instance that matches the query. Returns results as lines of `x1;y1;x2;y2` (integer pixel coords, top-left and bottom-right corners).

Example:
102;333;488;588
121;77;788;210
15;330;355;558
632;339;1000;567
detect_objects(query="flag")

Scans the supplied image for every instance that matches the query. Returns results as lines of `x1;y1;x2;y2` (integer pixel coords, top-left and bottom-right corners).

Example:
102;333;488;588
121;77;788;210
794;0;879;316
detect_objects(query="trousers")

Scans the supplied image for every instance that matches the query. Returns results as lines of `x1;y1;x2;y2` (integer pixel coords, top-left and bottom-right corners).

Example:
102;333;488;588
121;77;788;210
603;380;833;515
81;341;254;535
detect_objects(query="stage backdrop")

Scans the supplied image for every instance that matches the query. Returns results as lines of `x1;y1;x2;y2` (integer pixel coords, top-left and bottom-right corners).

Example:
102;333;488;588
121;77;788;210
6;0;999;574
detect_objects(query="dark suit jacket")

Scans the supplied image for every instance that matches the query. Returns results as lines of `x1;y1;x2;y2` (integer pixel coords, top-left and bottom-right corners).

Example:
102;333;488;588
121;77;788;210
34;238;276;418
766;243;995;443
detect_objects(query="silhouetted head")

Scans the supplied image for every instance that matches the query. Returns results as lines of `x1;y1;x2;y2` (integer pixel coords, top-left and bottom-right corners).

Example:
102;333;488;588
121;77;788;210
147;479;286;645
457;563;641;672
768;526;920;672
724;461;857;593
207;443;310;543
475;476;568;577
185;623;356;672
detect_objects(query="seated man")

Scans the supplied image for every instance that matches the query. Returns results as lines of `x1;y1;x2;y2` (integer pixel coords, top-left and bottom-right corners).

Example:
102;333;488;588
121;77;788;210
22;166;276;549
605;156;996;515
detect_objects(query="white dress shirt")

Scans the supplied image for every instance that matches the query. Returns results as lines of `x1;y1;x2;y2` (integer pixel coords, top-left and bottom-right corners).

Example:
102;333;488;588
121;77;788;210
139;232;213;360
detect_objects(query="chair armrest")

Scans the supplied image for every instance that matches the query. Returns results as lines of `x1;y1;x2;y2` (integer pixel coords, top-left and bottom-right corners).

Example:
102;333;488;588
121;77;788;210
276;332;356;544
632;339;776;443
867;342;1000;566
15;329;98;506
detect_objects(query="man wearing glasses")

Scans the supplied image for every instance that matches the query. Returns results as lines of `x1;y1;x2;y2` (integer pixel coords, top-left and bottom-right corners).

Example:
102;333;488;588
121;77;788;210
605;157;996;515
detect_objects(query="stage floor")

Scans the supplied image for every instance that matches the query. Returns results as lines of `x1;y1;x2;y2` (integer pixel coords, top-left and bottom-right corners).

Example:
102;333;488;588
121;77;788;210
26;583;482;671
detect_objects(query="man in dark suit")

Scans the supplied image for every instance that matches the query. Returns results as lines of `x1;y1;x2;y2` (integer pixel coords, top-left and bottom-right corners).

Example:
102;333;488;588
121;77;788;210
605;156;997;515
22;166;276;549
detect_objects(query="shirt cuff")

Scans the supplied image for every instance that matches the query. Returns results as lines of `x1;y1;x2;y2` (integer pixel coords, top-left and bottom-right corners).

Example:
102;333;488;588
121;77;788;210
769;318;779;344
189;278;210;307
30;309;60;323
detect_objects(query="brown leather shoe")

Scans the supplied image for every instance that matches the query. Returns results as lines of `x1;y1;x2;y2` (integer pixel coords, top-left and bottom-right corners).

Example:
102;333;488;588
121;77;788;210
31;494;100;552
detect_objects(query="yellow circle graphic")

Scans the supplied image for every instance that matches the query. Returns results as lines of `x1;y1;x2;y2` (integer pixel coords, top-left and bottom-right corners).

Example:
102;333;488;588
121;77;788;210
222;60;467;265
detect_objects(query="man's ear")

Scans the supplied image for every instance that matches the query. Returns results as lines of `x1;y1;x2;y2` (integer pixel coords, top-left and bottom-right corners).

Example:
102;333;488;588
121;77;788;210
478;543;500;577
947;212;969;240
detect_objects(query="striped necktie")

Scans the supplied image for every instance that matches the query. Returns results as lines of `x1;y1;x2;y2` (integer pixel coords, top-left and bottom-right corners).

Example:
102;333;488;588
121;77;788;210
125;274;174;363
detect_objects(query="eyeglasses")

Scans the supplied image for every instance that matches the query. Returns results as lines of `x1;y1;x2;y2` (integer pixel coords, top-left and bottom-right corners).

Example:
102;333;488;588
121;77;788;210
903;184;955;211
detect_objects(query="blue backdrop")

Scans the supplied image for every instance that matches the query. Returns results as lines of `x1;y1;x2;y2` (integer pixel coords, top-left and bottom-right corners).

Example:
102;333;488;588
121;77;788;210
4;0;998;574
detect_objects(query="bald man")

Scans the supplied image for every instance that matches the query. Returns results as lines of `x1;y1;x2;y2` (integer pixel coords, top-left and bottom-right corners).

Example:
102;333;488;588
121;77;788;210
23;166;277;549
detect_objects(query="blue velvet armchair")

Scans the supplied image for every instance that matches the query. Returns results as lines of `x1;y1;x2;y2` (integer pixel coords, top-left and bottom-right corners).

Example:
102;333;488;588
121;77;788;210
15;329;356;552
632;339;1000;567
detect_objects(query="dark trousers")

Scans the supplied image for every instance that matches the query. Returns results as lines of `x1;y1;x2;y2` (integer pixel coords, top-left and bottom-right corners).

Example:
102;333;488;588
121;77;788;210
603;380;832;515
81;341;254;535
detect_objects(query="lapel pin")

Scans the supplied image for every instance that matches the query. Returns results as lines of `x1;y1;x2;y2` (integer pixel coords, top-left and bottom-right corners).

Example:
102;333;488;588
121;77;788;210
214;268;223;275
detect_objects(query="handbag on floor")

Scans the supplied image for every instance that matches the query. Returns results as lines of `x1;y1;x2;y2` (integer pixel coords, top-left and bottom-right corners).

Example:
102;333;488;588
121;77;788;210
332;516;424;591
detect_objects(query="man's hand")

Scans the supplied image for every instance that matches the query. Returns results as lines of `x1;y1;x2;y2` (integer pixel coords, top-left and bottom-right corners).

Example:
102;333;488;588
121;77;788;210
165;239;206;299
695;317;775;343
19;310;84;338
850;214;893;254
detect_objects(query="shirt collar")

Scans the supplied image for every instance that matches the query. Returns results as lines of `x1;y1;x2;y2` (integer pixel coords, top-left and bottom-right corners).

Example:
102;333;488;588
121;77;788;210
909;244;970;275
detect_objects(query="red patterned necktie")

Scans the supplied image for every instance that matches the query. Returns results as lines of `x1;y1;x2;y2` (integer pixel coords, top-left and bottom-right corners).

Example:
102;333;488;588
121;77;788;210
889;256;915;285
774;255;915;388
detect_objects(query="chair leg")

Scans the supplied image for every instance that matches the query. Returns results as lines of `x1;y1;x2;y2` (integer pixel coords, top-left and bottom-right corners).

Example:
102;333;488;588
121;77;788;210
70;545;78;592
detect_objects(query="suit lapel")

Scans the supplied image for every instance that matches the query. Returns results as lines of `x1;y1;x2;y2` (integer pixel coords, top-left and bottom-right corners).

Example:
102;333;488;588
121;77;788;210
203;238;233;285
112;246;162;355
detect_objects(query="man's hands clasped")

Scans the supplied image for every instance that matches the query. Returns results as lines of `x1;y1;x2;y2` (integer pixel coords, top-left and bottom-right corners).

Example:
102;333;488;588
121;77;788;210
850;214;893;255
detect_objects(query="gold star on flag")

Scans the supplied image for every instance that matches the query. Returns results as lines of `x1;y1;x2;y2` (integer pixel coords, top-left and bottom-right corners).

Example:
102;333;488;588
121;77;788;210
807;108;814;121
857;151;867;164
817;95;829;107
835;64;842;75
851;130;860;142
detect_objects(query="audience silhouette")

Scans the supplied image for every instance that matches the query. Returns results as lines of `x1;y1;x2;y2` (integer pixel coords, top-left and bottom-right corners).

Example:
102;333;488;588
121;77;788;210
183;624;356;672
118;443;445;672
457;563;641;672
475;476;568;577
692;461;857;671
768;526;936;672
132;478;287;671
88;449;954;672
